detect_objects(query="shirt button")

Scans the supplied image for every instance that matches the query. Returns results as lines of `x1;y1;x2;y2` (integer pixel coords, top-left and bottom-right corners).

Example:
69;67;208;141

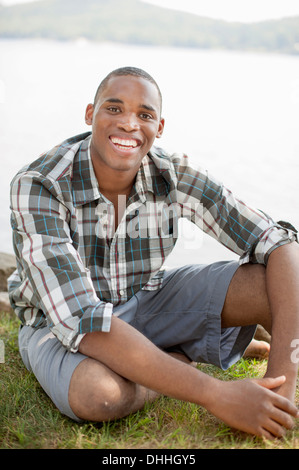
119;290;125;296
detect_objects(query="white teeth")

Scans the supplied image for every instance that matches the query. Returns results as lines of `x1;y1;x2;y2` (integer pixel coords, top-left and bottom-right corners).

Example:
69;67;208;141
111;137;138;148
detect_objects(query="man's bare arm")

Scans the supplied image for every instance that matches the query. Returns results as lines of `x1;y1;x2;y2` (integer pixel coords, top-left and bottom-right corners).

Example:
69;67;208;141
78;314;298;439
265;241;299;402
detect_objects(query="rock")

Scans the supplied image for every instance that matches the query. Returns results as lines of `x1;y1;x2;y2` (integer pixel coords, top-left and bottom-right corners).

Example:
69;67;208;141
0;252;16;292
0;252;16;314
0;291;12;313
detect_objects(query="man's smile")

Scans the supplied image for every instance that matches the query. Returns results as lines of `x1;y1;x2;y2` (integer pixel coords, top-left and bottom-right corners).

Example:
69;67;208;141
109;136;141;151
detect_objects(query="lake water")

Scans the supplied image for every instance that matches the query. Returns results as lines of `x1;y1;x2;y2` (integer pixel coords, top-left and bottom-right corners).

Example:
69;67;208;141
0;39;298;266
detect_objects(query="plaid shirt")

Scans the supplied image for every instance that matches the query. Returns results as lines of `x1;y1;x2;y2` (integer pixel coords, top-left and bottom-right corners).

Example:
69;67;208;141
8;132;297;352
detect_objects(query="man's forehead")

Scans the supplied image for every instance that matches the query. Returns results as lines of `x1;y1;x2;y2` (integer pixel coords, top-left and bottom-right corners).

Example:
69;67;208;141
103;75;156;94
98;75;162;109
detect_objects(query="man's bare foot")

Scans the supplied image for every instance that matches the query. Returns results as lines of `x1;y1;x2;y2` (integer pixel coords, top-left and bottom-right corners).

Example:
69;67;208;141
244;339;270;359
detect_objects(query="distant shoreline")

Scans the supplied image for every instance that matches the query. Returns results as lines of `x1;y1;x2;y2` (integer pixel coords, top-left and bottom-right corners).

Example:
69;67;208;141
1;0;299;56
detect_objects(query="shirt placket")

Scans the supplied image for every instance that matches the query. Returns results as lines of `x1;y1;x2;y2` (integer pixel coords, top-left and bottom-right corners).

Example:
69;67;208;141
109;195;145;305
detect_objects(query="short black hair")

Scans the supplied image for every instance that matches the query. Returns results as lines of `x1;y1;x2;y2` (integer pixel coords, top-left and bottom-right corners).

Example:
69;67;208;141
93;66;163;113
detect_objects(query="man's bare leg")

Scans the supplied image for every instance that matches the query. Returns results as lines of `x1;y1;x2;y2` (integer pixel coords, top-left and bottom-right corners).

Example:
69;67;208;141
68;248;299;437
68;357;158;421
69;351;192;421
222;264;271;330
222;263;272;360
70;313;297;438
221;243;299;403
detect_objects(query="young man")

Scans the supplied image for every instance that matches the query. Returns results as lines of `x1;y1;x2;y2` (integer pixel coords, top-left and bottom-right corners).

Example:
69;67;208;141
8;67;299;440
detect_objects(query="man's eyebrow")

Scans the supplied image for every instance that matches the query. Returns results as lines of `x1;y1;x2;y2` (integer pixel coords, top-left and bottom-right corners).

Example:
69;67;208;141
141;104;157;113
104;98;124;104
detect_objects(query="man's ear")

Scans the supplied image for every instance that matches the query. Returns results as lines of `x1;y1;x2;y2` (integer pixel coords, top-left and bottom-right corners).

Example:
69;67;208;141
156;117;165;139
85;103;94;126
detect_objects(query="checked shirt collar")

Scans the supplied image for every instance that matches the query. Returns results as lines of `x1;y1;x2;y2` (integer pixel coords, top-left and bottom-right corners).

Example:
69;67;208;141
71;133;176;210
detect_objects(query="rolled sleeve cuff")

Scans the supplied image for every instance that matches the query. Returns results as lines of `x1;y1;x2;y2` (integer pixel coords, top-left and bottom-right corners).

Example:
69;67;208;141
70;333;86;353
239;222;298;266
67;302;114;353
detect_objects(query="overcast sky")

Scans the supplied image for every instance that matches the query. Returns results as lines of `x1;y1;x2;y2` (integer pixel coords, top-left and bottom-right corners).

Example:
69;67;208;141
1;0;299;23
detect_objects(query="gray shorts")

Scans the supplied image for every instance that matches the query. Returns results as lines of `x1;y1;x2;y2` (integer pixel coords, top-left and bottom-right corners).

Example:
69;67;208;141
18;261;256;422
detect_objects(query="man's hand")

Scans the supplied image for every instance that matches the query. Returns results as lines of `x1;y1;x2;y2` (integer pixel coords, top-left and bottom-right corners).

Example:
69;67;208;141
207;375;299;440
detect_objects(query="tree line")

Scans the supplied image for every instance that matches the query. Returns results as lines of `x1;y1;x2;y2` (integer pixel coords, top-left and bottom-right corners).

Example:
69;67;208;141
0;0;299;55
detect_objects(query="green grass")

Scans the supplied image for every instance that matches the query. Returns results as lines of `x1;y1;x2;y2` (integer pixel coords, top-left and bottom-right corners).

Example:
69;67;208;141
0;311;298;450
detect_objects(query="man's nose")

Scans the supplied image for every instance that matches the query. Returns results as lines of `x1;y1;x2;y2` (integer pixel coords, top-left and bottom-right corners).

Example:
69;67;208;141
117;113;140;132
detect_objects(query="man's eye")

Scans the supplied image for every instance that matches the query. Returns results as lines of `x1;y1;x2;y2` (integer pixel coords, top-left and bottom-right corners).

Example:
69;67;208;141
140;113;152;120
107;107;120;113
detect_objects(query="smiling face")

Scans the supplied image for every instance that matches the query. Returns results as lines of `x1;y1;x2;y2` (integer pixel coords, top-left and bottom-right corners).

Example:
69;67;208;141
85;75;165;185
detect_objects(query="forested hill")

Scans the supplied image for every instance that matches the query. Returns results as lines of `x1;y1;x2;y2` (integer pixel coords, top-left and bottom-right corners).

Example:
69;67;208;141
1;0;299;55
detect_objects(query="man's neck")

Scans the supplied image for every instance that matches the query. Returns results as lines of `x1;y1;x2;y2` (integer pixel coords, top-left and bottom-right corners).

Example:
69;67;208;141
97;175;135;201
91;157;138;202
94;169;137;231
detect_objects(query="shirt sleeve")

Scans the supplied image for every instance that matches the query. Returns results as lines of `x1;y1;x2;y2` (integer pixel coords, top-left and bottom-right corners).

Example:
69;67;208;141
175;156;298;264
9;171;113;352
202;171;298;264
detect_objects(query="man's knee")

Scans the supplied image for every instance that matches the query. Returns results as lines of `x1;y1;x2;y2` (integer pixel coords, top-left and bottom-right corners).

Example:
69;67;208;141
222;263;271;330
68;358;143;422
